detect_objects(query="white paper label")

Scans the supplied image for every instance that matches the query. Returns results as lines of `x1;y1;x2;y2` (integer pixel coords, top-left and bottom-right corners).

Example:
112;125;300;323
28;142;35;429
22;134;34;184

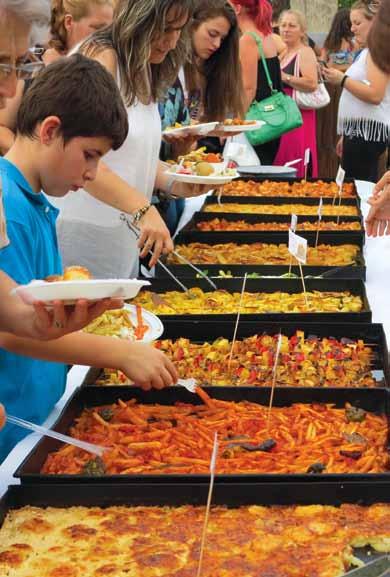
317;197;323;221
209;432;219;474
288;229;307;264
304;148;311;166
336;166;345;190
290;213;298;232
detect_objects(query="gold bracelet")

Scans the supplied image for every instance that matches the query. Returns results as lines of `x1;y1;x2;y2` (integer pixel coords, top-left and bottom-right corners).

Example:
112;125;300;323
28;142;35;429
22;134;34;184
132;203;151;225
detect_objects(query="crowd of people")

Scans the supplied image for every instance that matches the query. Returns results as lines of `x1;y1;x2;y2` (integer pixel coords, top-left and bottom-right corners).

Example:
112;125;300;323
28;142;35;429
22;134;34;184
0;0;390;463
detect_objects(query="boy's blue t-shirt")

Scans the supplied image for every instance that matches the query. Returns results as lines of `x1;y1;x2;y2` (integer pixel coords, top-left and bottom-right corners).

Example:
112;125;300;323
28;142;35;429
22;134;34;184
0;157;67;463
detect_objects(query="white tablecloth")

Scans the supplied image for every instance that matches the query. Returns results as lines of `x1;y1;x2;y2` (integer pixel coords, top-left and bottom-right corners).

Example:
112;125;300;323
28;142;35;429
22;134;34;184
1;180;389;495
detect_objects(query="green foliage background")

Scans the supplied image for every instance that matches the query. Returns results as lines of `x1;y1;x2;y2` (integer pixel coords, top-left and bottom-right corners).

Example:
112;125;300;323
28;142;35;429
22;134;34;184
338;0;354;7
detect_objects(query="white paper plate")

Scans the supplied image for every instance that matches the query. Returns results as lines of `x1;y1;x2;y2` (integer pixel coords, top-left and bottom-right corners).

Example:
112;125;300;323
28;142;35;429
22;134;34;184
123;304;163;342
166;169;239;186
12;279;150;305
237;165;298;176
220;120;265;133
163;121;218;137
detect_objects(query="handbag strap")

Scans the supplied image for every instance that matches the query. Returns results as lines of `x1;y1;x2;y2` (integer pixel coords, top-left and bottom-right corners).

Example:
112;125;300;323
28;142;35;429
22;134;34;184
244;32;276;94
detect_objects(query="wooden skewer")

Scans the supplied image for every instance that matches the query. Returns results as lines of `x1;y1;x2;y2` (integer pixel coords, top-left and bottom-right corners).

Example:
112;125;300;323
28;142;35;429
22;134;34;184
266;333;282;435
228;273;247;374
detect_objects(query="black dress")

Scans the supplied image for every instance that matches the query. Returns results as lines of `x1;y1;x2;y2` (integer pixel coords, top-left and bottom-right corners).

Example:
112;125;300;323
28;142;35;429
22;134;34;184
252;55;283;165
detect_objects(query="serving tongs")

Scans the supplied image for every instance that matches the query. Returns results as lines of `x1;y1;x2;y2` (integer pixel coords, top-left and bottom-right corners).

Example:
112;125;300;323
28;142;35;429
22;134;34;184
120;214;217;291
7;414;107;456
342;555;390;577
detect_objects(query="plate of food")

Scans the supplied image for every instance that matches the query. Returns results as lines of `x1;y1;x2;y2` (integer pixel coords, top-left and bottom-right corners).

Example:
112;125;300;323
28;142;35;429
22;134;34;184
83;304;163;342
219;119;266;132
12;266;150;305
162;121;219;137
166;163;239;185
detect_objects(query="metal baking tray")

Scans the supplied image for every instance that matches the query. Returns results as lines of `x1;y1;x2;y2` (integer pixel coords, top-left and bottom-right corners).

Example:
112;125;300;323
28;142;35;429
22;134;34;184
15;386;389;485
207;174;360;205
158;233;366;280
180;211;364;244
80;321;389;389
201;193;361;209
1;483;388;576
137;278;372;323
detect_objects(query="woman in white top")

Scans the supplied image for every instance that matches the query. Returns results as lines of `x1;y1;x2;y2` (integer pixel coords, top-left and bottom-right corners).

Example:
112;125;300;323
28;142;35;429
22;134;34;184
53;0;208;278
323;0;390;182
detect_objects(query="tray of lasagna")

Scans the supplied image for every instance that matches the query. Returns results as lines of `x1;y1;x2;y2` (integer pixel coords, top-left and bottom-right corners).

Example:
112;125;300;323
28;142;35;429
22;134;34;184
132;278;371;324
14;385;389;484
200;194;362;216
180;211;364;242
212;176;359;199
0;481;389;577
80;321;389;389
157;234;366;280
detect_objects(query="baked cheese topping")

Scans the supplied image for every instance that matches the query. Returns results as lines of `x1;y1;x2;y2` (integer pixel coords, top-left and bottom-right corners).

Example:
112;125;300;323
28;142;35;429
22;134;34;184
0;504;389;577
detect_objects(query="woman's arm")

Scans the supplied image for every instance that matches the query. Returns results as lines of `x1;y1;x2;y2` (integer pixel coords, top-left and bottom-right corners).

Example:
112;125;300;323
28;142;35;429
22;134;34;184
282;46;318;92
0;79;24;155
323;52;388;105
239;34;259;112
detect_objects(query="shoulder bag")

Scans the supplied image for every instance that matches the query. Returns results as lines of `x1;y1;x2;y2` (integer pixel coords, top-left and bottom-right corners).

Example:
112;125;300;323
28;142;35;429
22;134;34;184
245;32;303;146
292;52;330;110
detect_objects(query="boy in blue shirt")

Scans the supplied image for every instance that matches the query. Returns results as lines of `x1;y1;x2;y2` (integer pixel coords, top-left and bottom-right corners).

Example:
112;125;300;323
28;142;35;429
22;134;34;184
0;54;178;461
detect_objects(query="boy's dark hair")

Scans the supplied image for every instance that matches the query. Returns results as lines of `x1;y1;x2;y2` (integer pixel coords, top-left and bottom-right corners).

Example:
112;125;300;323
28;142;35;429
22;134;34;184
17;53;128;150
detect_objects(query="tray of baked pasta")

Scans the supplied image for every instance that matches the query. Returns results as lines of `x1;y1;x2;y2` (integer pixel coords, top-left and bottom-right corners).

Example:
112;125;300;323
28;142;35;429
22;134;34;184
131;278;371;324
0;481;389;577
212;176;359;200
157;234;366;280
200;194;362;217
80;321;389;389
180;211;364;244
14;385;389;484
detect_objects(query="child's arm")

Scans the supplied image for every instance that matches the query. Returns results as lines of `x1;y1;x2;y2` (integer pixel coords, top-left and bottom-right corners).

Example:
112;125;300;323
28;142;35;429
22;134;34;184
0;271;123;340
0;331;178;390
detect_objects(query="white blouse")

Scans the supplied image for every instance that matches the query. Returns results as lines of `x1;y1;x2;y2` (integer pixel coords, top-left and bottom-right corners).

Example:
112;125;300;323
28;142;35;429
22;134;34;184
338;49;390;143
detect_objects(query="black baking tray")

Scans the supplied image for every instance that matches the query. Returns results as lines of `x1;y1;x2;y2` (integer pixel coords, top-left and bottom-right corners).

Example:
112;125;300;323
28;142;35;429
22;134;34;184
202;193;361;209
1;484;388;576
15;386;389;484
80;321;389;388
208;175;360;201
180;211;364;243
1;480;389;516
138;277;372;323
158;233;366;280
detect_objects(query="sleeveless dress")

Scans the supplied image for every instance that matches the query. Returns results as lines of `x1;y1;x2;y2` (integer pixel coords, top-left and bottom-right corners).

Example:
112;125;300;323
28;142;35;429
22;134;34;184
273;52;318;178
52;94;161;279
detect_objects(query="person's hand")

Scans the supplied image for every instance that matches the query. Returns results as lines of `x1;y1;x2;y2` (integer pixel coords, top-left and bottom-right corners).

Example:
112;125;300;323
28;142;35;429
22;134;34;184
171;181;219;199
26;298;124;340
119;342;178;390
365;186;390;237
322;67;345;85
0;403;5;430
372;171;390;198
162;131;199;148
336;137;343;158
138;205;173;267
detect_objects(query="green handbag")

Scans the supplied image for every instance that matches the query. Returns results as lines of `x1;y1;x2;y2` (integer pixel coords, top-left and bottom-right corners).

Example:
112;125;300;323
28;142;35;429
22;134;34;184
245;32;303;146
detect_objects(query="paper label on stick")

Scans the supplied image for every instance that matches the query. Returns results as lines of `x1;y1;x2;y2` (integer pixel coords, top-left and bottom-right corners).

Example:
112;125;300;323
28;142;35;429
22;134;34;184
304;148;311;166
336;166;345;191
288;230;307;264
317;197;323;221
209;432;219;474
290;214;298;232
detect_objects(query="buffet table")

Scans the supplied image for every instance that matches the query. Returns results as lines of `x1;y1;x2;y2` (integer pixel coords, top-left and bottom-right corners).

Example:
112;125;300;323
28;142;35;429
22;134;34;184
1;179;389;496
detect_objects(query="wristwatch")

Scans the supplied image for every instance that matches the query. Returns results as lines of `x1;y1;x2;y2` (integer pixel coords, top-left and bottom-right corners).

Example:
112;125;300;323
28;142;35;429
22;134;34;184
132;203;151;225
